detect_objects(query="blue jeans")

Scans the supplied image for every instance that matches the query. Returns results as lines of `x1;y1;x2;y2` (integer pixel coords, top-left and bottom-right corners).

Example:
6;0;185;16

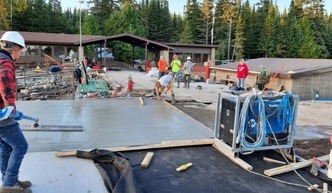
172;71;180;86
237;78;245;88
158;72;166;80
0;123;28;186
50;72;57;82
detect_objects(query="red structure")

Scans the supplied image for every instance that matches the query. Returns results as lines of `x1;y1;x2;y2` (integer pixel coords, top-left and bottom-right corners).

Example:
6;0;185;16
127;78;134;92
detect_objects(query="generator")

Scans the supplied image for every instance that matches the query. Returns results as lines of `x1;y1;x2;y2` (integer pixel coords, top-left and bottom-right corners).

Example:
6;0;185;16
214;90;299;154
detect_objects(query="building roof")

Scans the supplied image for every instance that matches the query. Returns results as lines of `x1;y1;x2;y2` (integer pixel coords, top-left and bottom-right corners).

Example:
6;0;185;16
211;58;332;79
108;33;173;50
0;31;173;50
165;42;219;48
0;30;106;46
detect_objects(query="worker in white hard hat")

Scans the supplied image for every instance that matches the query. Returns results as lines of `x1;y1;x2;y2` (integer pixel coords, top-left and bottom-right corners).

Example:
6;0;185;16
0;31;32;193
182;56;195;89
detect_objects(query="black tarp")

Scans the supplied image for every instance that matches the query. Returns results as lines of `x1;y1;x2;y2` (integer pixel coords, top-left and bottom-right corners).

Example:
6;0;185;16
76;149;142;193
76;146;331;193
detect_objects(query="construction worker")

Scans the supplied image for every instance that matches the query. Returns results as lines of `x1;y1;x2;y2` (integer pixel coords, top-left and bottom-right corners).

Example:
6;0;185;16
49;62;64;85
157;56;168;79
170;54;181;88
0;31;32;193
256;65;269;90
154;72;175;104
182;56;195;89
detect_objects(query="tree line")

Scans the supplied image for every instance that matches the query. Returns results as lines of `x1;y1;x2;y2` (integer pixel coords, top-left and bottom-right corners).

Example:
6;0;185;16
1;0;332;62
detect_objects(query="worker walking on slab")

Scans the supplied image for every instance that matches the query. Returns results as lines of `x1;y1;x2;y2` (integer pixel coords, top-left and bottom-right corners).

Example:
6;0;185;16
154;72;175;104
0;31;32;193
170;54;181;88
236;59;249;91
182;56;195;89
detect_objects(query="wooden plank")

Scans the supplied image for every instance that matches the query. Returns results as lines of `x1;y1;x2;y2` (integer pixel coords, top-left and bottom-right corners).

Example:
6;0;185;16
263;157;286;165
55;138;215;157
323;182;328;193
213;139;253;171
139;97;144;105
274;149;294;161
264;154;329;177
140;152;154;168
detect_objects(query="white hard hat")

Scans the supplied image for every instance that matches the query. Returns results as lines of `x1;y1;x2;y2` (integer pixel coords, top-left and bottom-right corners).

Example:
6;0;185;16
0;31;25;48
187;56;191;60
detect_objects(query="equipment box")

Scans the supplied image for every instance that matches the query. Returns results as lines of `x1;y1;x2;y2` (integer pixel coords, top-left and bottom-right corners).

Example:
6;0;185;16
214;91;299;154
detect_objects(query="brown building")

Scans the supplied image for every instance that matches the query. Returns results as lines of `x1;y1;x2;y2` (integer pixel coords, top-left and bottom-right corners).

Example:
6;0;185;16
0;31;218;68
210;58;332;100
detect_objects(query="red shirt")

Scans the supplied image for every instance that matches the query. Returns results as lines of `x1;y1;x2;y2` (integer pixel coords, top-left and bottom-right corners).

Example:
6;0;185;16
0;51;17;110
237;63;249;78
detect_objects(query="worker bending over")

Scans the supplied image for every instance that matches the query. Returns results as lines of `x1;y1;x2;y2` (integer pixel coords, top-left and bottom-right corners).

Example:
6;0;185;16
49;62;64;85
154;72;175;104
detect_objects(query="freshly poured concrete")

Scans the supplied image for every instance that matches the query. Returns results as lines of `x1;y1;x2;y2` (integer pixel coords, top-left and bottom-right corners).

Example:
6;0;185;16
18;98;213;152
15;98;213;193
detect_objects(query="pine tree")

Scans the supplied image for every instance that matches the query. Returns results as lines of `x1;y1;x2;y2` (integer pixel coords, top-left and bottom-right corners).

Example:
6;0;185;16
296;17;321;58
202;0;214;44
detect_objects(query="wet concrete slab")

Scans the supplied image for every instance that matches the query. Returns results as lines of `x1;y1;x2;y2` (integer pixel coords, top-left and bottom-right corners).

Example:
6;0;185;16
14;97;213;193
17;98;213;152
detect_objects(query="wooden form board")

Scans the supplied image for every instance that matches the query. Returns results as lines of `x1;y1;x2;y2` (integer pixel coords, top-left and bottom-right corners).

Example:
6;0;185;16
264;154;329;177
56;138;215;157
213;139;253;171
56;138;255;172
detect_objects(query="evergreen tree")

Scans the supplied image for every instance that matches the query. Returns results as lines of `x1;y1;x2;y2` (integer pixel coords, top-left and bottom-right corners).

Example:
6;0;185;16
181;0;205;44
259;3;277;57
1;0;27;30
296;17;321;58
16;0;49;32
3;0;332;60
213;0;228;60
201;0;214;44
241;0;256;59
303;0;329;58
90;0;121;34
234;16;245;60
47;0;67;33
169;13;183;43
104;1;145;62
274;10;290;57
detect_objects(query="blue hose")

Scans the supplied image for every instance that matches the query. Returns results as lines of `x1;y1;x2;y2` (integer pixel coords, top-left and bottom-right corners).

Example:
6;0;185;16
238;94;266;150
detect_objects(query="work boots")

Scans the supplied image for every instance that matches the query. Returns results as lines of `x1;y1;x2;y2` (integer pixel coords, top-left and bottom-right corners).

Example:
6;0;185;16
171;94;176;104
0;185;32;193
17;181;31;189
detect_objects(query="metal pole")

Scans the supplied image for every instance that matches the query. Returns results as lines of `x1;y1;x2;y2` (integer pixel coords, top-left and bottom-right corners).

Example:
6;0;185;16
227;17;232;62
10;0;13;30
79;1;84;63
211;2;215;45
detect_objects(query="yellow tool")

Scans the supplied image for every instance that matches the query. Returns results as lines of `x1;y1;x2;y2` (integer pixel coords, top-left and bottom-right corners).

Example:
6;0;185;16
176;163;193;172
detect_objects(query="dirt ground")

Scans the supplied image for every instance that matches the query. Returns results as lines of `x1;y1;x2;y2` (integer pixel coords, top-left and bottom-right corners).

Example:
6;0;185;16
173;101;332;160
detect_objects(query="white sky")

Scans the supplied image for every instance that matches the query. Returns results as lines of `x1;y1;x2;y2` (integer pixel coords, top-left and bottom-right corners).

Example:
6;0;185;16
60;0;332;14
